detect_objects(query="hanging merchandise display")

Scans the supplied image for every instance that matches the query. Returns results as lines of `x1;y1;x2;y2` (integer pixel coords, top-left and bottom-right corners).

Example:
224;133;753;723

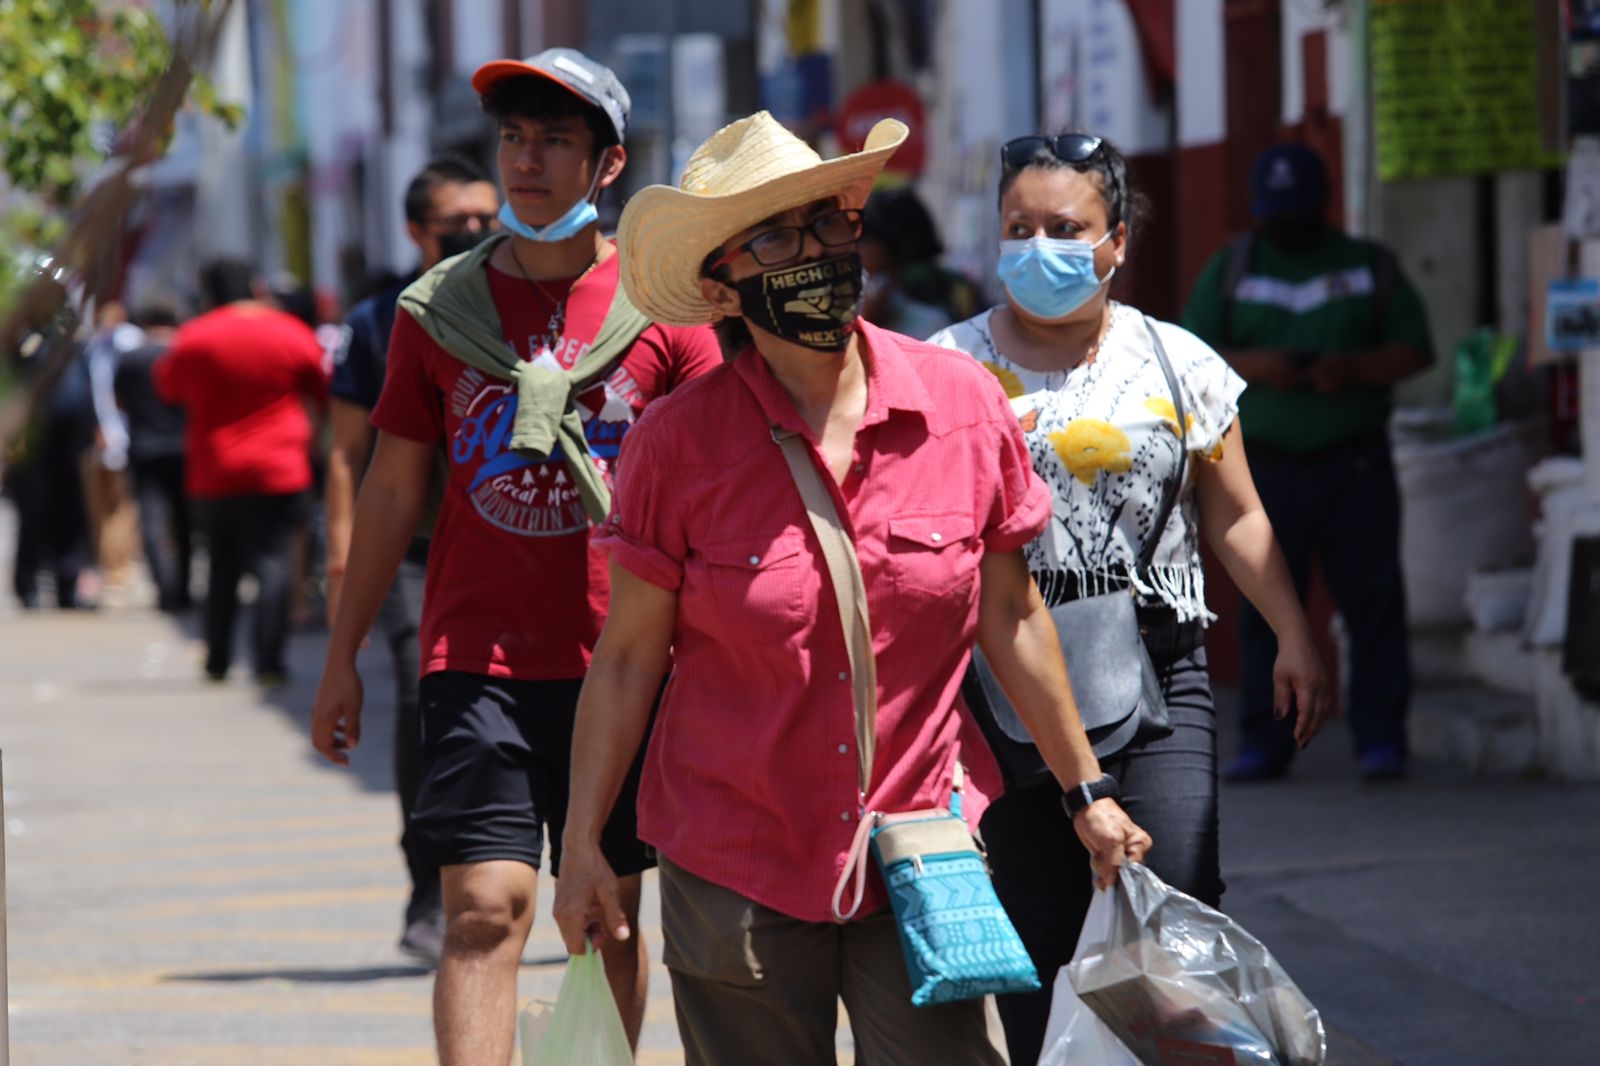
1371;0;1563;180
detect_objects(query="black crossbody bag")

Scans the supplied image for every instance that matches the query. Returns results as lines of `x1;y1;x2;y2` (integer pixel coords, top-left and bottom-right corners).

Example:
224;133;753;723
964;316;1188;786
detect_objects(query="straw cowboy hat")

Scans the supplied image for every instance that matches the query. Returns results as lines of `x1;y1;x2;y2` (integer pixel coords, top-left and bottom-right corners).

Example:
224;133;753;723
617;111;909;326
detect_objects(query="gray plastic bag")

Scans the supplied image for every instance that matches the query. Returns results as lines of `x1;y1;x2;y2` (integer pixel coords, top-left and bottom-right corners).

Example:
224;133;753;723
1065;862;1326;1066
1039;883;1141;1065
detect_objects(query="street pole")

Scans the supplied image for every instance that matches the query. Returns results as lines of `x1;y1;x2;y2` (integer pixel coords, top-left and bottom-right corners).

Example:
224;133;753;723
1;749;9;1066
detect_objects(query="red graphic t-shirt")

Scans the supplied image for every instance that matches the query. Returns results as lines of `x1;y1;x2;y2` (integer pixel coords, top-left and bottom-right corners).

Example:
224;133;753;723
371;249;722;680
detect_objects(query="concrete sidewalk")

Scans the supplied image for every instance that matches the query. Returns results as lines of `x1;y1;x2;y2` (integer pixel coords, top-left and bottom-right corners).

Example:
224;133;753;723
3;535;1598;1063
1217;684;1600;1065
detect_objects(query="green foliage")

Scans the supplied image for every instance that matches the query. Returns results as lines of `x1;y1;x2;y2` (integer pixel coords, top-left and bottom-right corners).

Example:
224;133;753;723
0;0;243;199
0;205;65;313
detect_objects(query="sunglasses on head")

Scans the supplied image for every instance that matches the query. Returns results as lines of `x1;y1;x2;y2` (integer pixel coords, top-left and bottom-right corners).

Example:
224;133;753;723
1000;134;1104;171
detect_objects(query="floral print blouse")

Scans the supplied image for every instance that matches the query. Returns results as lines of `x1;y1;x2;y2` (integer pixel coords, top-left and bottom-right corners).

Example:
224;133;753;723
928;303;1246;623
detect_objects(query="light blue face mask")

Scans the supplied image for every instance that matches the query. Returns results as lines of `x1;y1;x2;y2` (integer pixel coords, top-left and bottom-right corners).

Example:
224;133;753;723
497;162;604;243
996;232;1116;321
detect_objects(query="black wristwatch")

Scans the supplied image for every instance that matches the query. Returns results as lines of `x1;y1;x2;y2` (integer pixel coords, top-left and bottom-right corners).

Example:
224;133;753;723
1062;773;1120;818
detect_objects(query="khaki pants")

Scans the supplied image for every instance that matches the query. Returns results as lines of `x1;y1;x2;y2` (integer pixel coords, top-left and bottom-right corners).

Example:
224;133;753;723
659;857;1007;1066
81;455;139;586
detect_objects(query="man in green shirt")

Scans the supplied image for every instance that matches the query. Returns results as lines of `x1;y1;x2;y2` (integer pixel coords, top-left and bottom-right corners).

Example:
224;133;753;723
1183;142;1433;781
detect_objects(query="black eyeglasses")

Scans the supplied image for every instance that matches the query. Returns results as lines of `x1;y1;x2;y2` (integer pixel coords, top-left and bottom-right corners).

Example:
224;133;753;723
429;212;498;232
709;208;865;272
1000;134;1104;171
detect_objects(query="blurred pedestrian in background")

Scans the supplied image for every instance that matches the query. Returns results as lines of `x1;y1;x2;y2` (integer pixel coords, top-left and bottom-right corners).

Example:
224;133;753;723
4;274;95;610
858;185;981;338
310;49;718;1064
263;270;330;628
930;132;1331;1064
322;154;500;964
83;299;146;603
114;299;192;613
1183;142;1433;782
156;258;329;686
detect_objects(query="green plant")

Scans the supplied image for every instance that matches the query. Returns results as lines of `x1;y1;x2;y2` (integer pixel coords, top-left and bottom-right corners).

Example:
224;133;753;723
0;0;243;199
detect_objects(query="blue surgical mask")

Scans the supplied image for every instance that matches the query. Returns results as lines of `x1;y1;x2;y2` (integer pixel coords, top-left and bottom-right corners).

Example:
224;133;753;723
997;232;1116;321
497;163;604;243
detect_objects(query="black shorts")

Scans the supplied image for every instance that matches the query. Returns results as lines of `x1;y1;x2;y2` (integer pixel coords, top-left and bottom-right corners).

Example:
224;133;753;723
408;671;657;878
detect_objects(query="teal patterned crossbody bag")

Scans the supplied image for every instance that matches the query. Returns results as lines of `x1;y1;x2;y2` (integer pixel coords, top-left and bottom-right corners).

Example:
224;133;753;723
774;427;1040;1007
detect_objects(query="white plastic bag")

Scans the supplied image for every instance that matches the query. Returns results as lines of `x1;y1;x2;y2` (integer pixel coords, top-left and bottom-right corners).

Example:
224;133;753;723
1039;886;1140;1065
1066;863;1326;1066
518;942;632;1066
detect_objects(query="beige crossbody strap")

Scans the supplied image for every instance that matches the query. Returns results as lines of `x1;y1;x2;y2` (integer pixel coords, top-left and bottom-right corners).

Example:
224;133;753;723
772;427;877;796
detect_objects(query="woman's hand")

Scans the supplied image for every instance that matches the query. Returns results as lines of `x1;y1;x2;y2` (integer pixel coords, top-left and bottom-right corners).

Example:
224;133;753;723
1071;799;1152;891
551;842;630;954
1273;631;1334;748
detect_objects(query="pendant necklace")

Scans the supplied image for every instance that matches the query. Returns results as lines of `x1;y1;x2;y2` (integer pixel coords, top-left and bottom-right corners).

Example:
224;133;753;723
509;243;602;359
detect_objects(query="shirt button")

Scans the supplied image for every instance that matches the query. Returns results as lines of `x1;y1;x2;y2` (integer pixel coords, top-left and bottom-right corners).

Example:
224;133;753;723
838;671;849;682
930;532;943;542
838;743;849;754
840;810;852;822
855;463;866;473
748;555;761;565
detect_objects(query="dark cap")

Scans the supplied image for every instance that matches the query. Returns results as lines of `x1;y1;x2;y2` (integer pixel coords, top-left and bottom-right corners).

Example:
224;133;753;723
1250;143;1328;220
472;48;630;144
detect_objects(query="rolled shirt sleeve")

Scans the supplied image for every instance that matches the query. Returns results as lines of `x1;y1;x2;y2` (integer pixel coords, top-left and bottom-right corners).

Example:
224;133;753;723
593;412;687;591
979;374;1051;553
370;310;446;445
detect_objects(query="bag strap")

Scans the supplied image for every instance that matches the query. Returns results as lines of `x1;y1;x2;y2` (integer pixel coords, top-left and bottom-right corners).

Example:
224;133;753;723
772;426;888;923
771;428;878;795
1139;317;1187;578
1218;230;1257;349
1369;241;1398;347
773;424;975;920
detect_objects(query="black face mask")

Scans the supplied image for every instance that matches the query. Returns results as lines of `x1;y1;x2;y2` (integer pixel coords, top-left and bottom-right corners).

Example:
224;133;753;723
730;251;865;352
1262;215;1328;254
436;228;493;261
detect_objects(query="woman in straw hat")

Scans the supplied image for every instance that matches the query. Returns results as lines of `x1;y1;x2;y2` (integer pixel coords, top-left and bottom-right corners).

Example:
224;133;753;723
552;112;1149;1063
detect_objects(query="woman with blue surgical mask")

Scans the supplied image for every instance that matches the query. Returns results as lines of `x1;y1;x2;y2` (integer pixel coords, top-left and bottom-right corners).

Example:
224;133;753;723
928;135;1331;1066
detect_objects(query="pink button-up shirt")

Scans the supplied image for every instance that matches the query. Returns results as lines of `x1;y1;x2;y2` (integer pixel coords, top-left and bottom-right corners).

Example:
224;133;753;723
595;321;1051;921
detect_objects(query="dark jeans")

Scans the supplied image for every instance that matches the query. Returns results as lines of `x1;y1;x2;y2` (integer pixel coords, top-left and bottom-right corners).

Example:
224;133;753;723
374;541;438;921
129;455;192;611
195;492;306;678
7;415;91;608
981;650;1222;1066
1238;438;1411;764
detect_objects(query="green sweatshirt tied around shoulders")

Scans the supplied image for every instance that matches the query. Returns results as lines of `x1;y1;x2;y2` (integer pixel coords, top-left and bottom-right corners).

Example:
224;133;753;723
397;234;649;525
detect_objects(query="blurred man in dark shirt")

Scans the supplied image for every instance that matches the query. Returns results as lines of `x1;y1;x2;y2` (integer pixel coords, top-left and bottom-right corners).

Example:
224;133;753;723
115;299;190;612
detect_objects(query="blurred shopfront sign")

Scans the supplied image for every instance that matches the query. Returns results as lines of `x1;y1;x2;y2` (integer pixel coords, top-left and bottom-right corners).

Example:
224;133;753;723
1372;0;1563;180
837;79;926;175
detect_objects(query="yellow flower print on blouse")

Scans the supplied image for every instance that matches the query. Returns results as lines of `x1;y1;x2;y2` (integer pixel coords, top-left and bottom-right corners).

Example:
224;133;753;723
1143;397;1195;436
979;361;1026;399
1048;419;1133;485
1144;396;1225;461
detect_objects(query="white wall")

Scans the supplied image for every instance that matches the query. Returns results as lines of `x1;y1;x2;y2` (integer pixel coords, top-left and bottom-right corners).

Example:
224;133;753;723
377;0;439;273
291;0;385;297
921;0;1035;289
452;0;503;76
1279;0;1355;126
193;0;255;262
1175;0;1224;149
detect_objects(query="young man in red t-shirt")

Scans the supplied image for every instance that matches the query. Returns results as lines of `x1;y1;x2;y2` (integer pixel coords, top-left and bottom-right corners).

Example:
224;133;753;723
156;259;329;684
309;49;720;1063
